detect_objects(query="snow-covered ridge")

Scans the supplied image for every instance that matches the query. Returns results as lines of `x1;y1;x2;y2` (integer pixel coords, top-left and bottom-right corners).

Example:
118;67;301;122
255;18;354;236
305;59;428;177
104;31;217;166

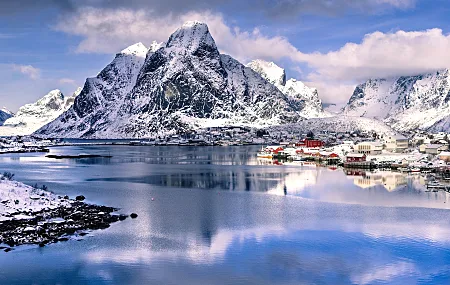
247;59;328;119
120;42;148;57
342;69;450;132
0;88;81;136
246;59;286;88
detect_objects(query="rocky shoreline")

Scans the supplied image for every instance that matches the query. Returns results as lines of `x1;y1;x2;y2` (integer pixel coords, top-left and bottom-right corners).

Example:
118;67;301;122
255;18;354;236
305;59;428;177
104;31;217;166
0;175;135;252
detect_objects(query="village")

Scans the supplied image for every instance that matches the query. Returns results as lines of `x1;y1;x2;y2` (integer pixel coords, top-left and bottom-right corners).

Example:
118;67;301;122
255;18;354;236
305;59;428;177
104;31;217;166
256;130;450;191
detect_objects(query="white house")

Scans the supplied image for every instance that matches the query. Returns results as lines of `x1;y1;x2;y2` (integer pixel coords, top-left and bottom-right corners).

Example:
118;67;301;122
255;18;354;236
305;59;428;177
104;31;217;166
384;135;408;152
424;144;448;155
355;142;383;155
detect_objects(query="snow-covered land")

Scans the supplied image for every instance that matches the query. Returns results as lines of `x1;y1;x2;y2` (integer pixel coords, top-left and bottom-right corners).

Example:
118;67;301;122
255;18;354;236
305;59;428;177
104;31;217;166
0;176;70;222
0;174;131;250
342;70;450;132
267;116;397;137
36;21;309;139
0;88;81;136
247;59;329;119
0;108;13;126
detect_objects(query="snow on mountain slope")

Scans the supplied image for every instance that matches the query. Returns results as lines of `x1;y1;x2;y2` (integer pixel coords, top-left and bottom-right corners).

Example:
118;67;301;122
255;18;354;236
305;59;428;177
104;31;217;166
0;108;13;126
268;116;397;137
247;59;328;119
342;70;450;131
246;59;286;88
282;79;328;118
35;42;152;138
0;89;81;136
36;21;304;139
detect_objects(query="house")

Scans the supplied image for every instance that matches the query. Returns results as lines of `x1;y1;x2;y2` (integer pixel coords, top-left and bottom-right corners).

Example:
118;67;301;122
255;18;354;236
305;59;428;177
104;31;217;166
296;139;324;148
346;153;366;163
425;144;448;155
384;135;408;152
355;142;383;155
438;151;450;162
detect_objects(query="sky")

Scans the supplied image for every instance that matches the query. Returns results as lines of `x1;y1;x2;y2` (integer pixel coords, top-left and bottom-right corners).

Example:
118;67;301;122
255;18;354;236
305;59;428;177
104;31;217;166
1;0;450;112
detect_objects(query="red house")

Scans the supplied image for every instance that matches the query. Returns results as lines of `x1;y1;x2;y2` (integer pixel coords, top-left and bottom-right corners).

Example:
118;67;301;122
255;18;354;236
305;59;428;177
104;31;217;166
295;139;324;148
346;153;366;162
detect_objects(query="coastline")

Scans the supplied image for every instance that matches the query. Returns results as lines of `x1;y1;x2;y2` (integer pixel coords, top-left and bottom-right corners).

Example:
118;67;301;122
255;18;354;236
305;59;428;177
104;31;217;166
0;176;133;252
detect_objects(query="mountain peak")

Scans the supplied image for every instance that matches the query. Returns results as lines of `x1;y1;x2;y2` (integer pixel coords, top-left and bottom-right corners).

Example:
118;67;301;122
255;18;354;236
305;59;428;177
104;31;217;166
120;42;148;57
36;89;65;109
247;59;286;88
149;41;164;53
166;21;216;52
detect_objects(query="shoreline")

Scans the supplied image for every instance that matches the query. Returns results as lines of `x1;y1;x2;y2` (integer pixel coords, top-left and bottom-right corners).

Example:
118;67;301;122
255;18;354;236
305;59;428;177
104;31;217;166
0;176;134;252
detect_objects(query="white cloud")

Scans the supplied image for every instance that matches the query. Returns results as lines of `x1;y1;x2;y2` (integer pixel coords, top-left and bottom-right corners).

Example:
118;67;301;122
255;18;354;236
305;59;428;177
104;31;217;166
59;78;77;85
351;261;416;285
301;28;450;82
305;81;356;104
11;64;41;80
53;8;299;63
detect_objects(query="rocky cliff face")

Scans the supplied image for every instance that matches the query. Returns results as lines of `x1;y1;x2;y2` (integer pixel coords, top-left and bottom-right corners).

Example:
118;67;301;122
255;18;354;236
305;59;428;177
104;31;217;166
36;21;304;138
342;69;450;131
247;59;327;119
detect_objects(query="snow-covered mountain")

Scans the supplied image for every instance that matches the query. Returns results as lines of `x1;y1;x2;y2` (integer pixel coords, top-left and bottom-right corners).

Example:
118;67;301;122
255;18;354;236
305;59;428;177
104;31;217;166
0;88;81;136
36;21;305;139
246;59;286;88
342;70;450;132
0;108;13;126
247;59;327;119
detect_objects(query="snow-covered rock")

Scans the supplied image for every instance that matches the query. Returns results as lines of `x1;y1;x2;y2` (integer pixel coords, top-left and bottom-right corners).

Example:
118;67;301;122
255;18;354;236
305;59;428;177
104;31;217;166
36;21;304;138
247;59;328;119
0;177;71;221
246;59;286;88
342;70;450;132
282;79;328;118
0;108;13;126
0;88;81;136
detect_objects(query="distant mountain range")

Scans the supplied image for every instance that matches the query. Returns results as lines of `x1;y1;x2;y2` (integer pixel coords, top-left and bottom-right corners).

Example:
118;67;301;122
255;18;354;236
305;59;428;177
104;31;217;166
342;70;450;132
0;88;81;136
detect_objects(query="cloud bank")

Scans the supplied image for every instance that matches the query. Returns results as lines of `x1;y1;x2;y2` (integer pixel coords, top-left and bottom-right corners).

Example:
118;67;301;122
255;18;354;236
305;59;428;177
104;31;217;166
11;64;41;80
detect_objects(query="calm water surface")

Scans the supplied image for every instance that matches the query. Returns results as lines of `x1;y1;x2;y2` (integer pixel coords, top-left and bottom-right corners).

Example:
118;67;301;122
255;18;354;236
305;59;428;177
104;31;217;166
1;145;450;284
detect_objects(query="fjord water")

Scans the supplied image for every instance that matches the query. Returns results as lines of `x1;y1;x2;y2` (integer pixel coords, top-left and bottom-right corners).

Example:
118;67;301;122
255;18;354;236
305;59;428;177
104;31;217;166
1;145;450;284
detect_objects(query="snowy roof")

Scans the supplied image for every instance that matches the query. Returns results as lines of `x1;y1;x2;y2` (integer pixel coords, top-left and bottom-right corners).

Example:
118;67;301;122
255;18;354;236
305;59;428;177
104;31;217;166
346;153;366;158
425;144;447;149
356;141;383;147
439;151;450;156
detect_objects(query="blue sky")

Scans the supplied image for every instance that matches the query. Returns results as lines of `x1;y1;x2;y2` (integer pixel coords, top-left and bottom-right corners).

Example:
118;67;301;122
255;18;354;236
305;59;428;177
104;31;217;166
1;0;450;111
